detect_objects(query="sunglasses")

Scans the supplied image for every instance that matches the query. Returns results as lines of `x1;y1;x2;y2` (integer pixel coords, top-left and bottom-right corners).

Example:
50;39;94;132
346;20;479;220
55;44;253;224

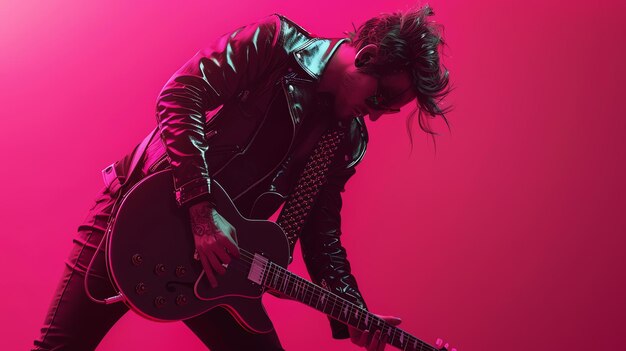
364;82;411;114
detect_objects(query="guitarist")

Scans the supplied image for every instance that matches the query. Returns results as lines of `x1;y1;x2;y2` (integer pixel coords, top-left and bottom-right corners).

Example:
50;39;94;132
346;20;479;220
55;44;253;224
33;5;453;351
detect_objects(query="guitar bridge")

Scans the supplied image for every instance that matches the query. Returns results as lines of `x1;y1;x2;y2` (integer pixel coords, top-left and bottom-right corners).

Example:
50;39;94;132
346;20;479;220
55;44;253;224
247;254;269;285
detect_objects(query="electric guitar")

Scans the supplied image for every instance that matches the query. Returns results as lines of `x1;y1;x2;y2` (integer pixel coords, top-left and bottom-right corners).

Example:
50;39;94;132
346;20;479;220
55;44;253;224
106;169;445;351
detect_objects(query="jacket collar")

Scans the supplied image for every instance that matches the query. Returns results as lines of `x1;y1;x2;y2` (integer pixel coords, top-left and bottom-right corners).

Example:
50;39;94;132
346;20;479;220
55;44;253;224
293;37;349;81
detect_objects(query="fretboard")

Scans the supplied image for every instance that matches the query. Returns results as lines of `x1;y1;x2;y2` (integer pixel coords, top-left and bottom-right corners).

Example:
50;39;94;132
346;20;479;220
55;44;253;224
254;257;437;351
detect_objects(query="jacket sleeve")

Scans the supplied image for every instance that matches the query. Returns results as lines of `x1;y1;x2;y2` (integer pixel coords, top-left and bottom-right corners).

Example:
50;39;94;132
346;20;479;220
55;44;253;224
155;15;283;207
299;152;368;339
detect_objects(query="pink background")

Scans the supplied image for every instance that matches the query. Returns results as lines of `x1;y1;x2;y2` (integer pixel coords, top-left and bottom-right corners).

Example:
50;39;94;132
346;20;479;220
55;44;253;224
2;0;625;350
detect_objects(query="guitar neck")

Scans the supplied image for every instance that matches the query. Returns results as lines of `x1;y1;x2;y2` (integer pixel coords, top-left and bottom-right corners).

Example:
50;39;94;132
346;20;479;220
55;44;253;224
249;255;437;351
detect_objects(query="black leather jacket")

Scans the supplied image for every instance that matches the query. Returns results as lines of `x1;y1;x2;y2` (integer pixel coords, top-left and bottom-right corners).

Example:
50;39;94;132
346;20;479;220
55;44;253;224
118;13;369;339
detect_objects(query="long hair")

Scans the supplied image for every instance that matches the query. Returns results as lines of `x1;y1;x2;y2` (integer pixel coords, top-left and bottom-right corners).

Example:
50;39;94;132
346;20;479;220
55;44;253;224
347;4;453;149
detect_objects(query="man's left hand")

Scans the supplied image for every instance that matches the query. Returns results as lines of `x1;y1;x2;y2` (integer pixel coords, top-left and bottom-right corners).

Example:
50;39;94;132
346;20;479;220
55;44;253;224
349;315;401;351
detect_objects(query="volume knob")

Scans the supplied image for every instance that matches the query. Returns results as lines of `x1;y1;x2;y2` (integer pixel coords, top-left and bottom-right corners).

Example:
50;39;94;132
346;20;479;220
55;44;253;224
176;294;188;306
175;265;187;277
154;296;166;308
131;254;143;266
154;264;166;275
135;282;147;295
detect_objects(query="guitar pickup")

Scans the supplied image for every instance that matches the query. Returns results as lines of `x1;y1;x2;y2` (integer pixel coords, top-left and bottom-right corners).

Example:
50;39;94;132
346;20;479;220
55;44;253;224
247;254;269;285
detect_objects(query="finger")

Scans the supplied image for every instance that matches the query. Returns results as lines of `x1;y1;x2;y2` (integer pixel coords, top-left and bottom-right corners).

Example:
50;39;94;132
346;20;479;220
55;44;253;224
445;343;450;350
349;327;361;344
357;329;369;347
382;316;402;326
213;243;232;265
367;329;381;351
207;251;227;275
435;338;443;347
377;332;388;351
199;253;218;288
220;232;240;258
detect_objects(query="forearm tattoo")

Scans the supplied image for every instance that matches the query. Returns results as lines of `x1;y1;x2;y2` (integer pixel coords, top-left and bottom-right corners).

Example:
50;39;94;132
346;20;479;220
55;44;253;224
192;223;211;237
190;202;217;237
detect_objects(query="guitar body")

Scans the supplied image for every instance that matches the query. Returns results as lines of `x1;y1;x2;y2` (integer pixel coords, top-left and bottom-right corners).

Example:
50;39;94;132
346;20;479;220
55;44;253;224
106;170;291;333
106;170;439;351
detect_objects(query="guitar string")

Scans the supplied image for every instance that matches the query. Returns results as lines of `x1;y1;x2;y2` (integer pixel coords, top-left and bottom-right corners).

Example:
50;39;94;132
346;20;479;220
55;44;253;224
196;247;433;351
234;249;428;350
234;250;432;351
255;255;434;351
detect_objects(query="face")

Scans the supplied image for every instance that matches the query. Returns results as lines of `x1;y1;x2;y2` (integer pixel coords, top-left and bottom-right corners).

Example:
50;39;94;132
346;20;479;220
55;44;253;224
334;69;415;122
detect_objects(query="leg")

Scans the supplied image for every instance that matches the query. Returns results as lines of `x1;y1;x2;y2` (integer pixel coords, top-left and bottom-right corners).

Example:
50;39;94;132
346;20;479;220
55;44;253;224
183;307;285;351
33;187;129;350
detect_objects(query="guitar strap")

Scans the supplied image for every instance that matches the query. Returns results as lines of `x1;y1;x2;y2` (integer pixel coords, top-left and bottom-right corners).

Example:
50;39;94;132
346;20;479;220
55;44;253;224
276;124;347;260
84;127;158;305
101;127;158;196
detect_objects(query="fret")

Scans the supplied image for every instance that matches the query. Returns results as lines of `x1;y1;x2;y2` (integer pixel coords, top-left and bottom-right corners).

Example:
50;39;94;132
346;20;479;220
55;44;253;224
342;300;352;323
355;308;364;330
325;296;334;317
287;280;296;296
299;278;305;299
275;268;282;291
286;271;294;295
394;328;401;346
287;277;296;297
394;329;401;348
305;280;310;300
354;305;367;330
264;264;271;288
342;301;349;322
292;277;298;298
307;284;316;306
314;290;322;310
272;263;279;288
328;295;341;320
281;269;289;292
275;268;283;292
253;254;435;351
301;279;309;302
335;299;345;321
264;266;271;287
261;261;270;287
306;281;312;302
285;273;293;296
293;276;299;297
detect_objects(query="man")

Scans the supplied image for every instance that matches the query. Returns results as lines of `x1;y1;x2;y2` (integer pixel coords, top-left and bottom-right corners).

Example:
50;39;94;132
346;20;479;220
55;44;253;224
34;4;452;351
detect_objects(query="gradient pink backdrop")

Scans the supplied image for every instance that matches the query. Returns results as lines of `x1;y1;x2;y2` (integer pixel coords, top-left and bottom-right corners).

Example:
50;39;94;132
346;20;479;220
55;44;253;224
2;0;625;350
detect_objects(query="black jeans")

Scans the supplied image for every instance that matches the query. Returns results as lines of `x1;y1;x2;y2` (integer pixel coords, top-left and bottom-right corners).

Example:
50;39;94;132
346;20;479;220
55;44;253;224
33;186;285;351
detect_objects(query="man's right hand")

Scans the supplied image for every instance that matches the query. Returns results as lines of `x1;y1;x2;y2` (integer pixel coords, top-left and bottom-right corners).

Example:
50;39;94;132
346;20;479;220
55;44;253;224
188;201;240;288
